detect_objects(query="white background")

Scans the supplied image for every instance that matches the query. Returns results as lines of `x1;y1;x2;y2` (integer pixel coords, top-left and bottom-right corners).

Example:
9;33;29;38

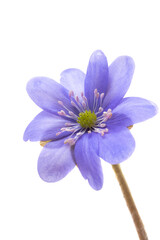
0;0;160;239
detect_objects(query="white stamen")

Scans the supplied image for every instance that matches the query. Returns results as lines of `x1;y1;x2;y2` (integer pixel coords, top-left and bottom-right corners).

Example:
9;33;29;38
74;95;84;112
64;138;75;145
69;90;74;98
76;131;84;136
99;107;103;112
58;100;64;106
82;96;89;110
96;92;100;99
93;127;109;136
71;100;82;112
94;91;99;111
58;110;66;116
69;111;77;117
100;93;104;100
82;101;87;109
100;93;104;107
65;122;77;126
99;123;106;128
103;109;112;120
75;96;79;103
95;107;103;115
94;89;98;95
83;96;87;102
56;132;62;136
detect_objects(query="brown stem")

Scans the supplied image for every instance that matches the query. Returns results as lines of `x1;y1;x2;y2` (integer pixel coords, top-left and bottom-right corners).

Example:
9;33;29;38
112;164;148;240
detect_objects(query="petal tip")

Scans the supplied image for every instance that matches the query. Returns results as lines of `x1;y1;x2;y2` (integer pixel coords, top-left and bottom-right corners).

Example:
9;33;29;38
90;49;107;60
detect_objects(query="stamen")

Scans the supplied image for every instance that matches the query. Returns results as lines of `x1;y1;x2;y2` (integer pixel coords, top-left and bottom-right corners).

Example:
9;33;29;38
58;100;76;117
58;110;66;116
99;107;103;112
103;109;112;120
93;89;100;112
76;131;85;137
100;128;109;136
65;122;77;126
82;96;89;110
96;92;100;99
100;93;104;107
95;107;103;115
94;89;98;95
100;93;104;100
58;100;64;106
64;127;85;145
69;90;74;98
99;123;106;128
75;96;79;103
69;111;78;117
60;127;75;132
93;127;109;136
75;95;85;112
56;132;62;136
64;138;75;145
82;101;87;110
71;100;82;112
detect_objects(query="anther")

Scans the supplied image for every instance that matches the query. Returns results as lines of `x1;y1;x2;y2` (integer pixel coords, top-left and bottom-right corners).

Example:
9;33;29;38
99;123;106;128
58;100;64;106
56;132;62;136
60;127;75;132
82;101;87;109
76;131;84;136
75;96;79;103
103;109;112;120
69;90;74;98
96;92;100;99
71;101;77;107
100;93;104;100
100;93;104;107
69;111;76;116
58;110;66;116
94;89;98;95
65;122;72;126
64;138;75;145
83;96;87;102
98;107;103;113
65;122;77;126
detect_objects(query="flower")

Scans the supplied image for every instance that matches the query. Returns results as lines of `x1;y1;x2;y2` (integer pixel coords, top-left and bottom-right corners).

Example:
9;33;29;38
23;50;157;190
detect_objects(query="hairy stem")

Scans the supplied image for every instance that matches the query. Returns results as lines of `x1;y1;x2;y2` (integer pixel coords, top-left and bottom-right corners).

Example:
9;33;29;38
112;164;148;240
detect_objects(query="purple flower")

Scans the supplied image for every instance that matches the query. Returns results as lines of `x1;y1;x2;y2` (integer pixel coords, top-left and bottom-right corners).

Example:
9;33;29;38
24;50;157;190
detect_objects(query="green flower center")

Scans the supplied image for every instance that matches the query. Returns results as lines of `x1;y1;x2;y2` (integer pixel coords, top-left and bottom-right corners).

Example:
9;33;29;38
77;110;97;129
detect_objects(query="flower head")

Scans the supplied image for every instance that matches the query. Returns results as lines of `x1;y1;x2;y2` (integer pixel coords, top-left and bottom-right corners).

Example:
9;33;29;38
24;50;157;190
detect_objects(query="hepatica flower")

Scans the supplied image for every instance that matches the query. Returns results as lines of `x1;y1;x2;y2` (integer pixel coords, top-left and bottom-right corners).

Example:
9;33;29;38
24;50;157;191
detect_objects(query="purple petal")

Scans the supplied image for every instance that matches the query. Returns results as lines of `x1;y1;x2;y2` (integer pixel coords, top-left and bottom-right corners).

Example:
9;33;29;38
108;97;158;127
74;133;103;190
92;127;135;164
38;139;75;182
26;77;72;114
84;50;108;110
23;111;72;141
103;56;135;109
60;68;85;97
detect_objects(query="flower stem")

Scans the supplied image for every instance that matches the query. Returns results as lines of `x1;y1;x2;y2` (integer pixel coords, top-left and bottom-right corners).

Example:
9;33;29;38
112;164;148;240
